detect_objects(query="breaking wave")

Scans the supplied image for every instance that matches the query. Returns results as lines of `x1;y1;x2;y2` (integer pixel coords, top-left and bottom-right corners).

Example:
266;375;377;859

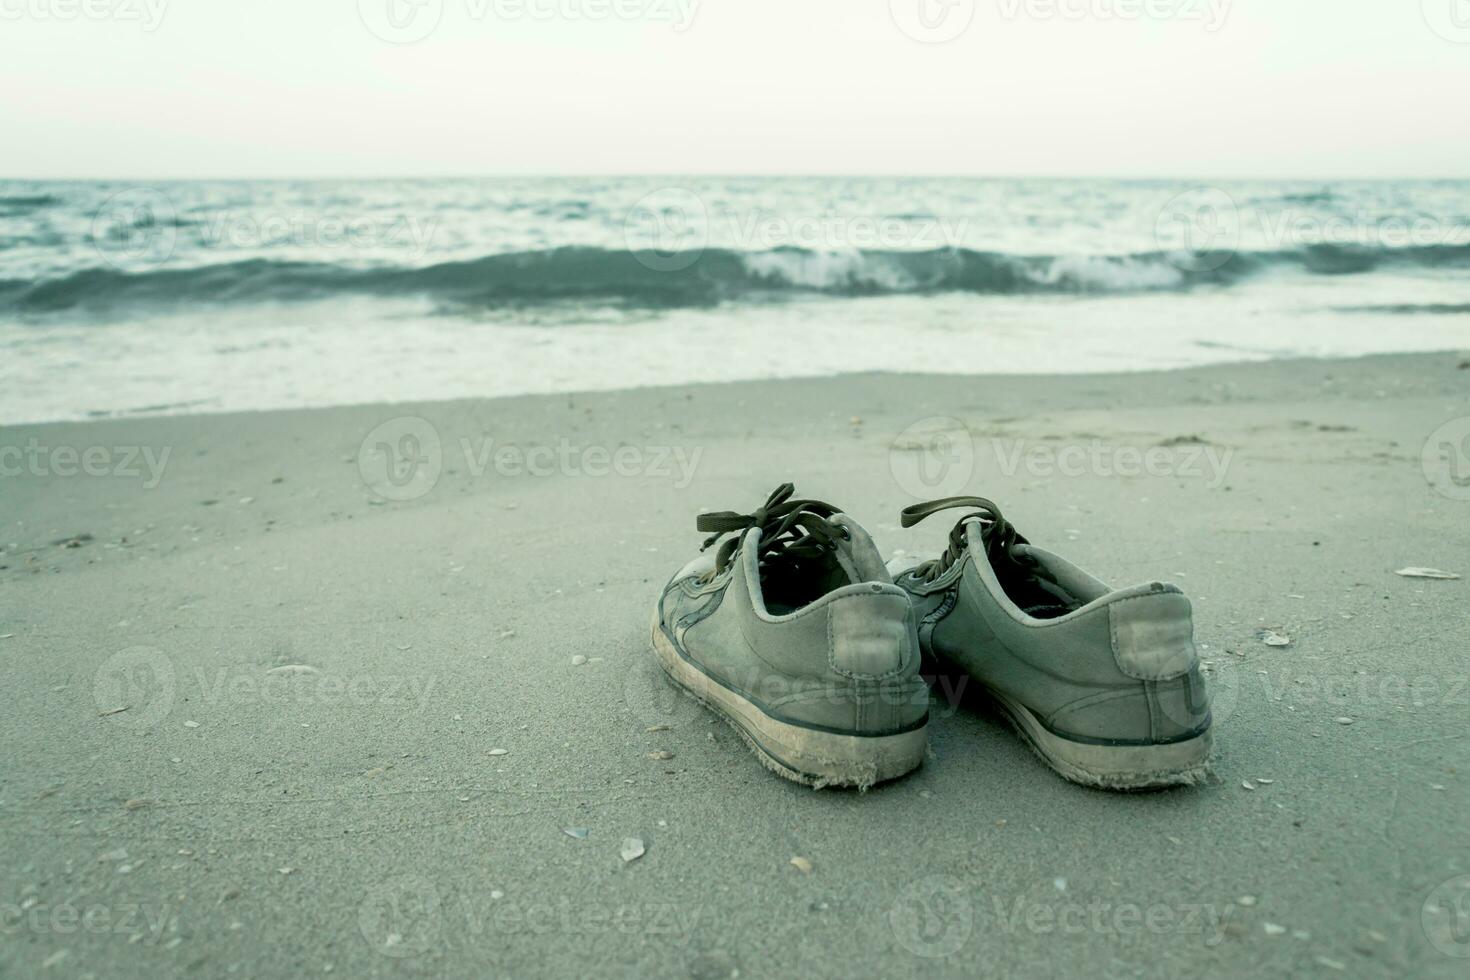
5;241;1470;316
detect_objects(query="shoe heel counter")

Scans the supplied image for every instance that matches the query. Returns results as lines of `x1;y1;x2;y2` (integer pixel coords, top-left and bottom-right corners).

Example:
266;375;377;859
1108;590;1198;681
827;589;915;679
1104;590;1212;741
826;588;928;734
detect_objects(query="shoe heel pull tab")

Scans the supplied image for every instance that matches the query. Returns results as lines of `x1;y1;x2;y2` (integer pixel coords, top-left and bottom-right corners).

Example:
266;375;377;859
827;590;914;680
1108;590;1197;681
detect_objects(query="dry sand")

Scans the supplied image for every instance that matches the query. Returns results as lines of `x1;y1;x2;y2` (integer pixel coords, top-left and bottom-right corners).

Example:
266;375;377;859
3;351;1469;978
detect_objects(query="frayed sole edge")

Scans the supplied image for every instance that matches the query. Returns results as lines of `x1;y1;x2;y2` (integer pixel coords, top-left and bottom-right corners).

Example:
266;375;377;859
668;679;884;791
992;693;1215;792
648;615;922;791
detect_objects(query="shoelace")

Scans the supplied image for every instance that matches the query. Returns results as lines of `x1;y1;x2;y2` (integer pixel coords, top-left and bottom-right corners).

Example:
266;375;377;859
899;495;1029;584
696;483;847;576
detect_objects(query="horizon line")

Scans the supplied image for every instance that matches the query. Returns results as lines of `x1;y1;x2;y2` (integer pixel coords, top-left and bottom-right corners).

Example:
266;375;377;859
4;173;1469;183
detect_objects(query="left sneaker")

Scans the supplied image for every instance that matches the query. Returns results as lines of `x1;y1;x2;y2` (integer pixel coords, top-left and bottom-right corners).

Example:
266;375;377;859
650;484;930;788
888;496;1213;790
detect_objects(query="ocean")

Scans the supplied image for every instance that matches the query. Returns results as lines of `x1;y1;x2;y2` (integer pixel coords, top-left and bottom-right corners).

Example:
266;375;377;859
2;177;1468;422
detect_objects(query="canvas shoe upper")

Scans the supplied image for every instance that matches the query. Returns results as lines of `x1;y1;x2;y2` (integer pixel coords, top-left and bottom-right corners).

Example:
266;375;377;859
889;496;1212;790
651;484;929;788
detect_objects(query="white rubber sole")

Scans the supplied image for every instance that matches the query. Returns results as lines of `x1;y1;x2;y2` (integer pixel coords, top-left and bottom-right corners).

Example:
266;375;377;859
989;689;1212;790
649;610;927;790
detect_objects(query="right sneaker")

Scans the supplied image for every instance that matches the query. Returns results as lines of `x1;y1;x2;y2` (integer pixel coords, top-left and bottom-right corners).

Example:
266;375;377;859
888;496;1213;790
650;484;929;789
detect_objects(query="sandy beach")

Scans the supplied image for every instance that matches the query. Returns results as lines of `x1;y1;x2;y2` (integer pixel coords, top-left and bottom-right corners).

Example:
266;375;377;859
3;350;1469;979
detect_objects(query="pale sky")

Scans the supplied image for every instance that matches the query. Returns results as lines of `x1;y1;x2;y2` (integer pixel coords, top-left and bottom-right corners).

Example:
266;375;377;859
2;0;1467;178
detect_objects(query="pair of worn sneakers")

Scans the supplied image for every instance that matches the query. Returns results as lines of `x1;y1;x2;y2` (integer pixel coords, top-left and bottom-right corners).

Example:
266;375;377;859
650;484;1213;791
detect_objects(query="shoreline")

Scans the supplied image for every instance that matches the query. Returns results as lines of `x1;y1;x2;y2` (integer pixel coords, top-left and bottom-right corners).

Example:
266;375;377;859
6;344;1470;429
7;283;1470;424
